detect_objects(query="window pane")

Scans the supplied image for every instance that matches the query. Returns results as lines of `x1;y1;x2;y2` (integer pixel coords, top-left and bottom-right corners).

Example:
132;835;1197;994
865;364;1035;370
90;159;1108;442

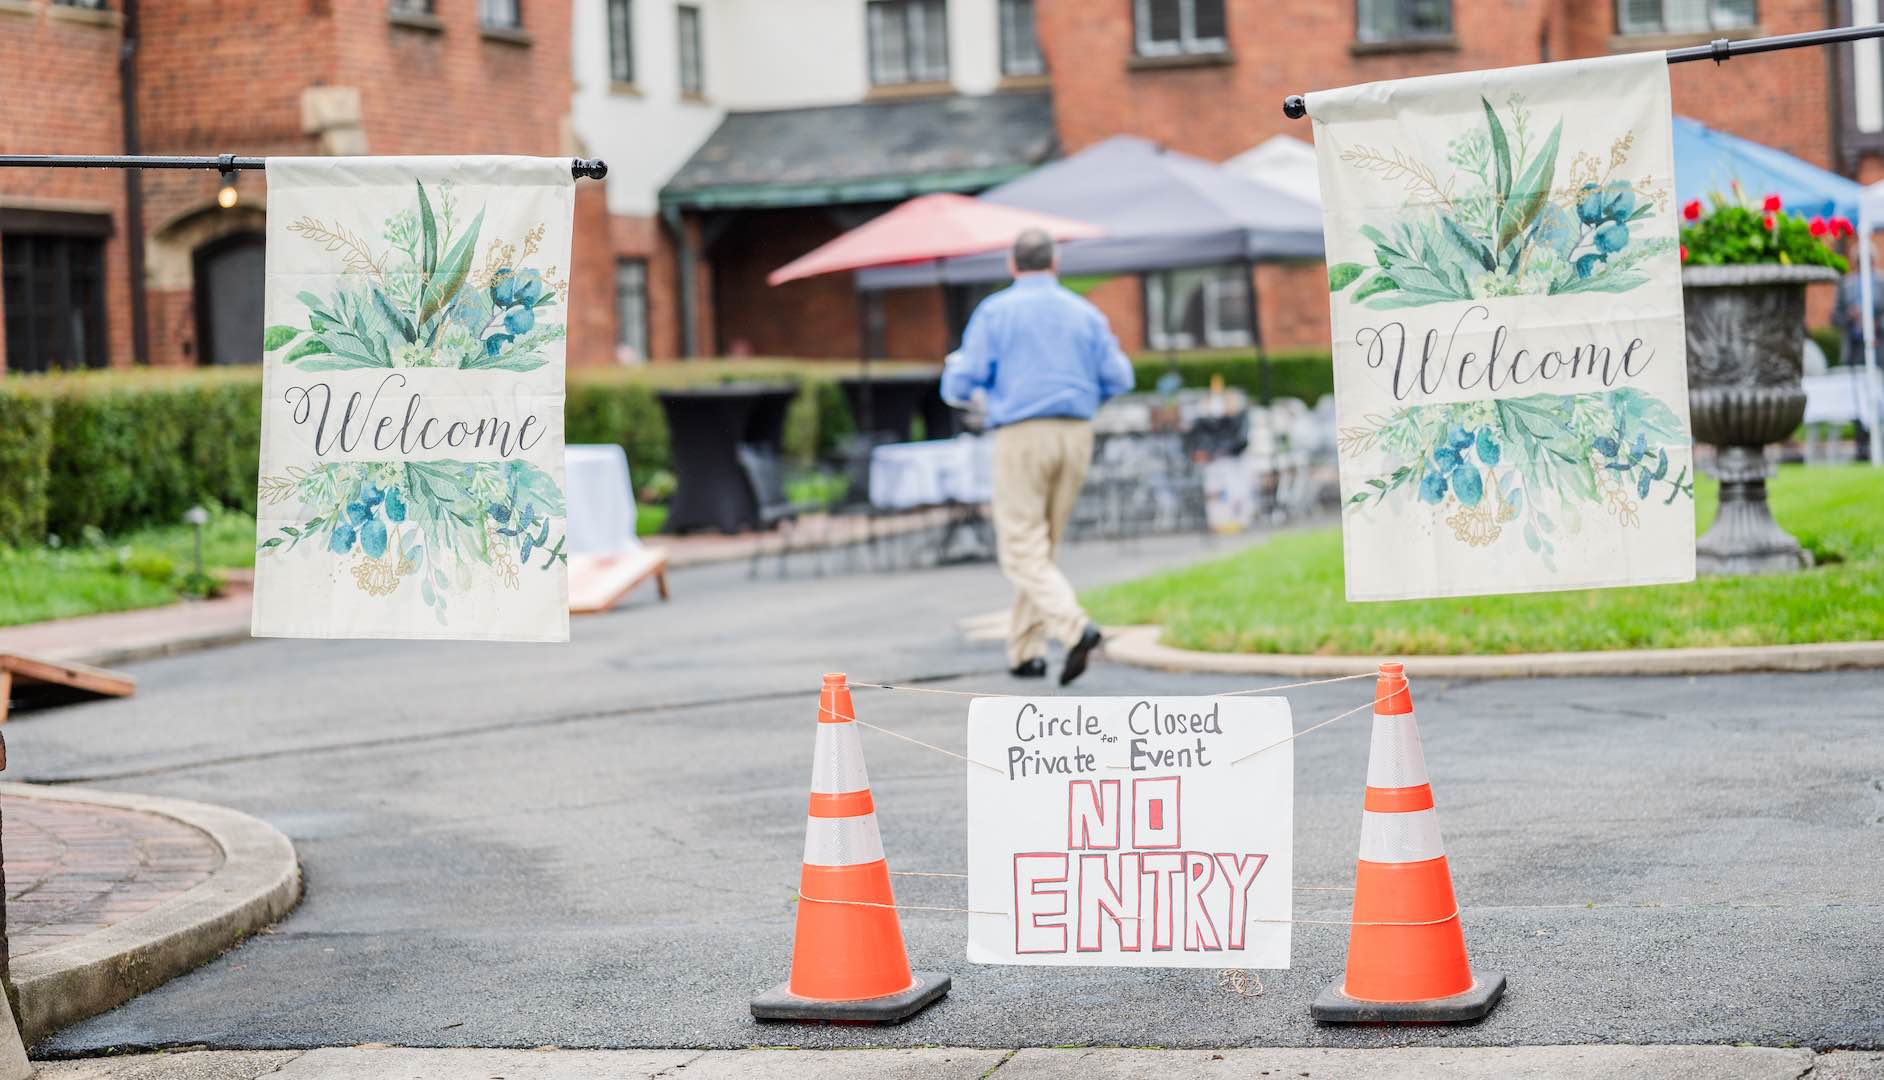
608;0;633;82
1356;0;1396;42
678;5;703;94
910;0;949;82
1000;0;1044;76
1144;0;1182;45
1403;0;1451;34
1711;0;1755;28
868;2;909;84
616;260;649;361
1190;0;1226;43
1617;0;1663;33
479;0;520;29
1;234;106;373
388;0;432;15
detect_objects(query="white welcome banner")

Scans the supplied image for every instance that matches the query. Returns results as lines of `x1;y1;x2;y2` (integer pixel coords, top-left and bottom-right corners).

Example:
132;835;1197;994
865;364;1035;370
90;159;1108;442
1308;54;1696;601
966;696;1293;968
253;157;573;641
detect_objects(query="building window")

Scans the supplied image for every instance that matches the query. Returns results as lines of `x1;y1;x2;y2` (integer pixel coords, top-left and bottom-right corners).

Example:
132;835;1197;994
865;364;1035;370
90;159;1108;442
388;0;433;16
616;259;649;362
607;0;634;82
479;0;521;31
999;0;1045;77
1355;0;1452;43
868;0;949;86
1134;0;1226;57
1144;265;1251;350
1616;0;1755;34
51;0;109;9
2;233;108;374
677;4;704;96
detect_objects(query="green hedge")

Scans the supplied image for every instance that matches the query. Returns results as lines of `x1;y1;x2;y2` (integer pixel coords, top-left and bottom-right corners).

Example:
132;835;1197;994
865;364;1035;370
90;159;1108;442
0;372;262;545
1132;348;1335;405
0;393;53;547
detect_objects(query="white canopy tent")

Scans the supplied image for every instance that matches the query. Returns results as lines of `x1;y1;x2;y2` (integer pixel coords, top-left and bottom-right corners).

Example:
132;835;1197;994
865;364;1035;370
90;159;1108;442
1853;180;1884;464
1223;134;1321;209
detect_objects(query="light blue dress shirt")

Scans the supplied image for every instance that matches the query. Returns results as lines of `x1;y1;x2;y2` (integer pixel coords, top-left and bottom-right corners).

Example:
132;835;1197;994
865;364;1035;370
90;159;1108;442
943;274;1136;429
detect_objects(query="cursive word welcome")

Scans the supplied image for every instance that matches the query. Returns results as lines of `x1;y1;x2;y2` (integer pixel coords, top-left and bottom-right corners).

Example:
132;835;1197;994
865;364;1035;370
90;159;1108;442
284;374;546;459
1356;304;1655;402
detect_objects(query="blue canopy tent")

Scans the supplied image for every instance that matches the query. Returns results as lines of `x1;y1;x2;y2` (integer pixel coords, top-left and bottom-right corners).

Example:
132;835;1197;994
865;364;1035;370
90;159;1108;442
1672;115;1863;220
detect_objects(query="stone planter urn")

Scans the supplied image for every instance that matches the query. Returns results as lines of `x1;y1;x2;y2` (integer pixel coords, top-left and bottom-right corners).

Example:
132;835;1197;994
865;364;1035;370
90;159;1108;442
1682;263;1839;575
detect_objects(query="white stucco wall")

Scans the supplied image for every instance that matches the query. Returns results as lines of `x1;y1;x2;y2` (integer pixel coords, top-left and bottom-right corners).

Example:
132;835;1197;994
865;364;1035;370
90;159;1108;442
572;0;1013;218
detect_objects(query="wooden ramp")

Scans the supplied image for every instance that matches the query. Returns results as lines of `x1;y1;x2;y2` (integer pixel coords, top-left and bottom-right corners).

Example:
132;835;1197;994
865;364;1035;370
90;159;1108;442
0;653;136;724
568;548;671;616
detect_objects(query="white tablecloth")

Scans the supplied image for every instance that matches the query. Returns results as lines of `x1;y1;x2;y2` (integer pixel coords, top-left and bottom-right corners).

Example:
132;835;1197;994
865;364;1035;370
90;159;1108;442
565;444;642;555
1803;369;1884;425
869;436;993;510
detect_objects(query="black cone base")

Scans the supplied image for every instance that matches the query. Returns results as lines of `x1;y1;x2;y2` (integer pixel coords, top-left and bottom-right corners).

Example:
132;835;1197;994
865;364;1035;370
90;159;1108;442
751;971;950;1023
1311;972;1506;1023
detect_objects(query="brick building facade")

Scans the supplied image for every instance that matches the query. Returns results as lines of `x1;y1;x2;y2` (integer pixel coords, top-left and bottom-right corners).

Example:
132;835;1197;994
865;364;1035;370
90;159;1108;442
0;0;571;374
2;0;1877;374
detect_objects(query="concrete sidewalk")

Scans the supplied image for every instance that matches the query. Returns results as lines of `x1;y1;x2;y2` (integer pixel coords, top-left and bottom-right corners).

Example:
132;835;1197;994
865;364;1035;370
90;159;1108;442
31;1046;1884;1079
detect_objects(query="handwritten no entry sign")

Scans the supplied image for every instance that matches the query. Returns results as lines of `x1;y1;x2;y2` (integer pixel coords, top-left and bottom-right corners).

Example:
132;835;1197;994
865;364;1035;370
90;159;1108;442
967;697;1293;969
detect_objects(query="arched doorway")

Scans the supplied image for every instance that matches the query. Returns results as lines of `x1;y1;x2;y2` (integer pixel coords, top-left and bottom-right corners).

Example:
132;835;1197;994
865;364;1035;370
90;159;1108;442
193;232;265;365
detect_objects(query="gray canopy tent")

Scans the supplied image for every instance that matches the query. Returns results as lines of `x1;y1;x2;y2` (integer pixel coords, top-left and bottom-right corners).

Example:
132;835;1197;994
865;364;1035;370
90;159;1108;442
856;135;1324;397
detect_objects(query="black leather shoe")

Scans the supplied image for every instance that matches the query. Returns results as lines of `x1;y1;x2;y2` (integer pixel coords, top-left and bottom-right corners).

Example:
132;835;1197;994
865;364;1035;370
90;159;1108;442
1059;625;1105;686
1010;658;1048;678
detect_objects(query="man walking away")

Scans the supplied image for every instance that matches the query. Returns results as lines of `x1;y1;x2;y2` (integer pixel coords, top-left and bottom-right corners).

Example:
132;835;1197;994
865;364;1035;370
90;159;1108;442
943;229;1134;685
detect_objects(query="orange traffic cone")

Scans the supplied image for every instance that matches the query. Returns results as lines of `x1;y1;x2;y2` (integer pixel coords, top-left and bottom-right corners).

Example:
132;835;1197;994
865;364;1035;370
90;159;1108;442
751;673;950;1023
1311;661;1505;1023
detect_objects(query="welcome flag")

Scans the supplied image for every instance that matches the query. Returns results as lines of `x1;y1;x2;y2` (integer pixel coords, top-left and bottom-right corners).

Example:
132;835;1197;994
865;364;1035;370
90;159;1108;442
1307;55;1695;601
253;157;574;641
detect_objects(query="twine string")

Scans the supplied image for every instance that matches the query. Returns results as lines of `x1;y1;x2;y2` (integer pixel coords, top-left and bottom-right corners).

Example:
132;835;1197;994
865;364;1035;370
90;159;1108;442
807;673;1411;928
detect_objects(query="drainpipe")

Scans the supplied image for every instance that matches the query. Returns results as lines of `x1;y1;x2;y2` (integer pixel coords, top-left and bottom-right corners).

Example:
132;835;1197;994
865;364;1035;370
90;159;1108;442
661;202;697;358
119;0;149;366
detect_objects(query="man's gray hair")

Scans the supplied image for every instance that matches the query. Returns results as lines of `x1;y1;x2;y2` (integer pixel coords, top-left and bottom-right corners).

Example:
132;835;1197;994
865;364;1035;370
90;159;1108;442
1012;228;1056;273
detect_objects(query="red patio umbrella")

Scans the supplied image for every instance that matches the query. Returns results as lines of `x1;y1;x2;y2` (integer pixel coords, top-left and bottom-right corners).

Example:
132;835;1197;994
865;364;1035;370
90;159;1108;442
766;192;1103;285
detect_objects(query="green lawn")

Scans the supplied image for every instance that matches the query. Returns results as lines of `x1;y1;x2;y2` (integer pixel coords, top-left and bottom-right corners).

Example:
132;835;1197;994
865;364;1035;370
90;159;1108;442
0;507;256;628
1084;465;1884;655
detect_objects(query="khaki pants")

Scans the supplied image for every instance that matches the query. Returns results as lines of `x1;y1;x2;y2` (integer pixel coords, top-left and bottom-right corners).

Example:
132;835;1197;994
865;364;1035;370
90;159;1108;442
991;418;1094;667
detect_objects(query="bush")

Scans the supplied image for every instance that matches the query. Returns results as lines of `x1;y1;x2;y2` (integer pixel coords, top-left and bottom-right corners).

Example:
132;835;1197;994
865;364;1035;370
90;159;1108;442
0;372;261;544
1131;348;1335;405
0;392;53;547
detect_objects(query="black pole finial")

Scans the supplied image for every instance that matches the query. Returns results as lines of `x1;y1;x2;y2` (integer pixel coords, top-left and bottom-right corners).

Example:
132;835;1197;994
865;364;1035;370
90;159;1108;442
573;158;609;180
1283;95;1307;120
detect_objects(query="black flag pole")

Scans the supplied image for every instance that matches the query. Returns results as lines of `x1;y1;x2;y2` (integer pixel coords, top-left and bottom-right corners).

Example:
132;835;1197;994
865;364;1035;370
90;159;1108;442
1282;23;1884;119
0;154;608;179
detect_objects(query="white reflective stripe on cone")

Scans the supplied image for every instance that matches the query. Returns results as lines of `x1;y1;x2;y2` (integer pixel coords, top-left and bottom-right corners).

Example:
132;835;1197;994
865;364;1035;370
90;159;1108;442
811;721;871;795
1364;712;1430;790
803;812;887;867
1357;807;1446;864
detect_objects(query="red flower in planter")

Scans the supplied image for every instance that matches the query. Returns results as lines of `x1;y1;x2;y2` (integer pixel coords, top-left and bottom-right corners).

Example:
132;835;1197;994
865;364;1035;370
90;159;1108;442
1833;216;1855;237
1762;211;1777;231
1680;244;1688;262
1810;215;1829;237
1682;199;1702;221
1762;193;1783;212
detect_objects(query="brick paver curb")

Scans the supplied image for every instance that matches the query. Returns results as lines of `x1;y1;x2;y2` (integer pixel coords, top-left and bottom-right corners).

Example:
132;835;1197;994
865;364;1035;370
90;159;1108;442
5;797;221;961
1102;624;1884;678
29;1045;1884;1079
2;784;300;1045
